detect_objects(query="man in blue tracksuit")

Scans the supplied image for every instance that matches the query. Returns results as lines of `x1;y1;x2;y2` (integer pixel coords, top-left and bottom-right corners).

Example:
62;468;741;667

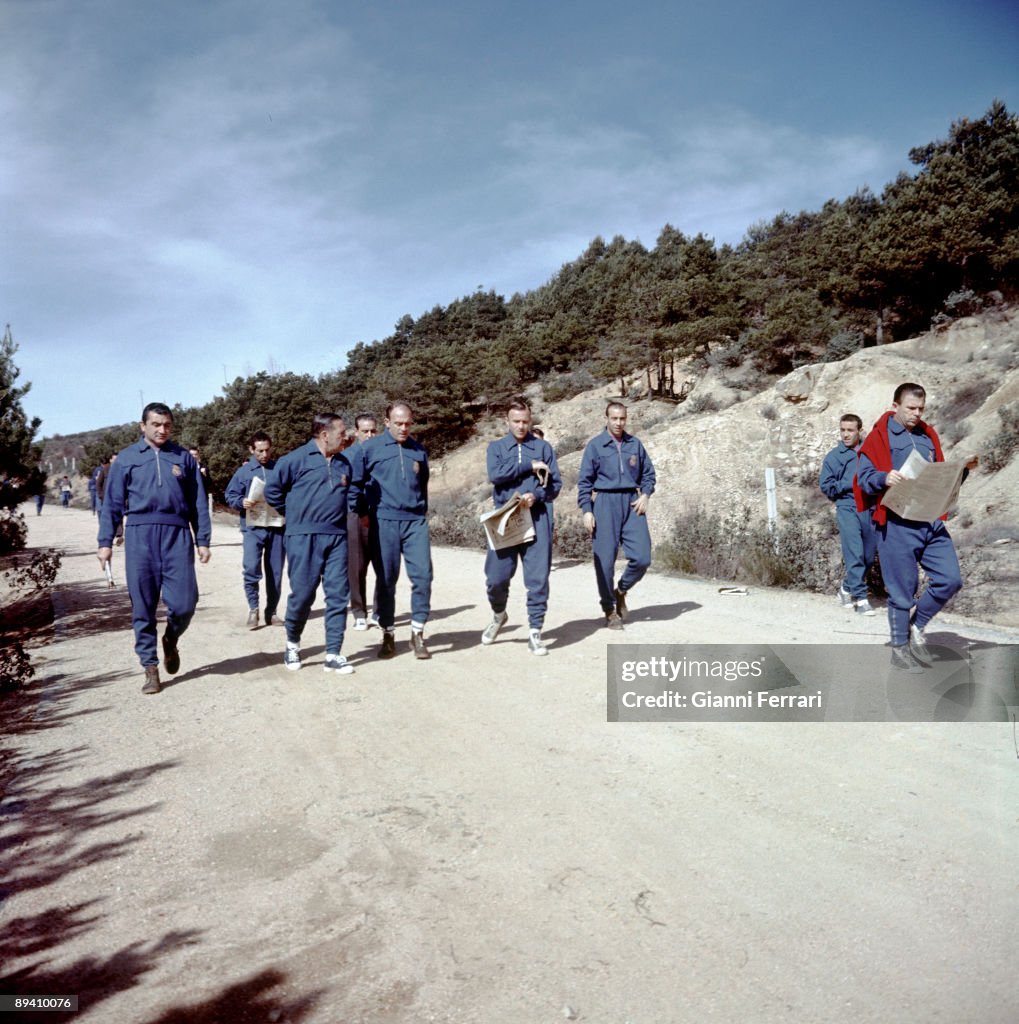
855;382;979;671
263;413;357;675
577;402;656;629
224;430;286;630
352;402;433;660
481;399;562;656
97;403;211;695
819;414;878;615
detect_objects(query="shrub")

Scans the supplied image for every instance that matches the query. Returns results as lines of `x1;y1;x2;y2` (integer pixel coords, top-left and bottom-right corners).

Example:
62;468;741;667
540;366;597;403
985;401;1019;471
0;509;27;554
657;504;841;592
824;330;863;362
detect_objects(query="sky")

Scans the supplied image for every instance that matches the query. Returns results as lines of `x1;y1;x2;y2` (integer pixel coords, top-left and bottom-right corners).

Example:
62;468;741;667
3;0;1017;438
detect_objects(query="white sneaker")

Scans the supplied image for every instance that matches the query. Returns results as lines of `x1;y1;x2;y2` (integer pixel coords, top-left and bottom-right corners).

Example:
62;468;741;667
838;586;854;608
368;613;381;629
482;611;508;645
353;617;368;631
283;643;301;671
323;653;354;674
855;598;877;616
910;622;929;652
528;631;548;656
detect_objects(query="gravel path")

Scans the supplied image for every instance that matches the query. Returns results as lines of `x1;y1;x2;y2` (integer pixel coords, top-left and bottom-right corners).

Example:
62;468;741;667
3;507;1017;1023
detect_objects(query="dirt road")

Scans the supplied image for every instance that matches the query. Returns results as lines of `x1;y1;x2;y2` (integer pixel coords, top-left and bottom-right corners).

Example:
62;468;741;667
3;507;1018;1023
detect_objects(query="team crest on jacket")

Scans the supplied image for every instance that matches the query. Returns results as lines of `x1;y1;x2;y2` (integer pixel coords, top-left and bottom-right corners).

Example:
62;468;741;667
412;462;420;474
340;474;348;486
172;464;183;477
628;455;638;467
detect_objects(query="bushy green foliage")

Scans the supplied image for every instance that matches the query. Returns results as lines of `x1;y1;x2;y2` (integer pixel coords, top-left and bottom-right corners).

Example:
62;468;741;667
985;401;1019;471
0;326;46;525
656;504;841;592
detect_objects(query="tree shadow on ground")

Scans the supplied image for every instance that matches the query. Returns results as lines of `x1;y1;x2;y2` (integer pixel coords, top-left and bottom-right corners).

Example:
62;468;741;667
0;684;190;1018
144;967;323;1024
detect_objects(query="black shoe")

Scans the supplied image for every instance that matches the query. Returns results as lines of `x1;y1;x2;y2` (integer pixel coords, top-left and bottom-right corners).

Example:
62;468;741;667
889;644;924;674
142;666;162;694
614;588;628;620
162;633;180;675
378;631;396;659
410;631;431;660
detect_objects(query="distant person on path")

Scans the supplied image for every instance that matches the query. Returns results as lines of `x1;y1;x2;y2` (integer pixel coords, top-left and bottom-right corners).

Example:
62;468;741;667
351;402;433;660
819;414;878;615
855;382;979;671
224;431;286;630
481;399;561;656
60;475;72;508
34;484;45;515
263;413;358;674
97;403;211;695
577;402;656;629
346;412;381;631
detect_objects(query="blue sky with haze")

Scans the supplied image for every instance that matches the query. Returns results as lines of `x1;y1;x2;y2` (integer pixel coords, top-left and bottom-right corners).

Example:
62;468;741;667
3;0;1017;436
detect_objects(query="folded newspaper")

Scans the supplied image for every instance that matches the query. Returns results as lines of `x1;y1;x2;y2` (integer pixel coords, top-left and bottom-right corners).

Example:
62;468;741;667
880;449;966;521
480;493;535;551
245;476;285;529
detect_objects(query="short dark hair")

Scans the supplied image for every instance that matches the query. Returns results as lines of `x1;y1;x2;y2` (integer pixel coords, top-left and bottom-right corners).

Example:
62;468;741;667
605;401;627;416
507;398;530;414
248;430;272;448
839;414;863;429
354;412;377;430
531;426;545;439
386;401;412;419
311;412;343;437
142;402;173;423
894;383;926;404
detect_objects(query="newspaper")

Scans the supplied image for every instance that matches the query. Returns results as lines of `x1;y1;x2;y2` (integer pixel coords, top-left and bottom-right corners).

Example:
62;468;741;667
880;449;966;521
245;476;285;529
480;493;535;551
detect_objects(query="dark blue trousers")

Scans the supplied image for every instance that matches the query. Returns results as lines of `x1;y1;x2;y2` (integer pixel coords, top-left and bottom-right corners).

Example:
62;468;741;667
347;510;379;618
242;526;285;617
836;503;877;600
372;517;432;629
485;507;553;630
125;523;198;667
284;533;349;653
592;491;652;612
877;517;962;645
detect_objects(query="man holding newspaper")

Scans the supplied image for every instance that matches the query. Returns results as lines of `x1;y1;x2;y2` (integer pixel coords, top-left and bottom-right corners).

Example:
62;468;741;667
855;382;979;671
224;431;286;629
480;399;562;656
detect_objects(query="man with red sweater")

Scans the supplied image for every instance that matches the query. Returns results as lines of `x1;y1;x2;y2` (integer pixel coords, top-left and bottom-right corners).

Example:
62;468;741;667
855;383;979;670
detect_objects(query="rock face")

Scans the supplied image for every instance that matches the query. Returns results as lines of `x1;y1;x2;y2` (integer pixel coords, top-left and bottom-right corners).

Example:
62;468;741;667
436;307;1019;626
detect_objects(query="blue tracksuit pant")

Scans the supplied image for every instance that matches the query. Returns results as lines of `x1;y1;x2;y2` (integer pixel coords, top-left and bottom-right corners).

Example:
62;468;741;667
485;506;554;630
372;518;432;629
877;516;962;645
125;523;199;667
836;503;877;600
242;526;285;618
592;490;652;612
284;533;349;653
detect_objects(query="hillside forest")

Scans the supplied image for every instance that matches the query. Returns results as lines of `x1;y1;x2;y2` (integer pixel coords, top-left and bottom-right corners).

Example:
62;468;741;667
47;102;1018;494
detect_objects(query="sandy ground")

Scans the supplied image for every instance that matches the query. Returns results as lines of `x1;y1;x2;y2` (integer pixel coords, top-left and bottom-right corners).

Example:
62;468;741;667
2;506;1018;1024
